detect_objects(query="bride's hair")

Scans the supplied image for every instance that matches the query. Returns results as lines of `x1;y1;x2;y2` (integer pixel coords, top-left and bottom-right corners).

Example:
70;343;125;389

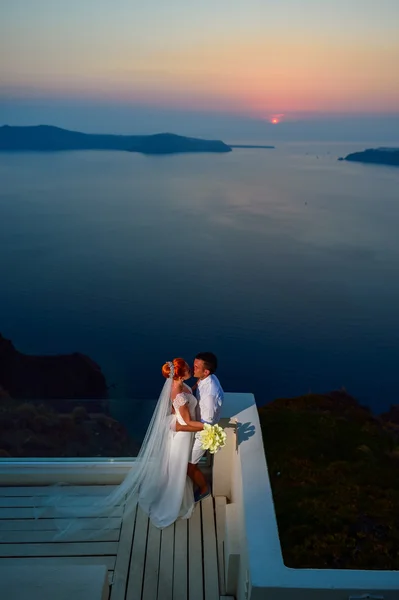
162;357;187;380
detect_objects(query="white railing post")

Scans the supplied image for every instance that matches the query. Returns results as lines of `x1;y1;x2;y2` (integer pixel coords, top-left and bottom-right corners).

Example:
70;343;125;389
212;417;236;499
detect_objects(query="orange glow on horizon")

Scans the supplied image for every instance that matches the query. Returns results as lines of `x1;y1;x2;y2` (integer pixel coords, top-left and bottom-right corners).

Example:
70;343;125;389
2;30;398;117
0;0;398;122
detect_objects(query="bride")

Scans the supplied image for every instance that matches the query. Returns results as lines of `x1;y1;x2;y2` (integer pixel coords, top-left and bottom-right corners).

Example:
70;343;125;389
139;357;204;527
42;357;205;533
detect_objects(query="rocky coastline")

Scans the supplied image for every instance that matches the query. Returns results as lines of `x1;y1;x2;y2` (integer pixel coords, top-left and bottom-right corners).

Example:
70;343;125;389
0;333;138;457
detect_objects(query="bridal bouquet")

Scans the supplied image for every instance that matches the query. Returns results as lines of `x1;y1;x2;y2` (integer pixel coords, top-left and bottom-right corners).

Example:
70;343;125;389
198;423;227;454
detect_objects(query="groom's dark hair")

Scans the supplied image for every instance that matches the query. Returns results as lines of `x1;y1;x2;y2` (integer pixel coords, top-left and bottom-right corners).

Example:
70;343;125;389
195;352;218;374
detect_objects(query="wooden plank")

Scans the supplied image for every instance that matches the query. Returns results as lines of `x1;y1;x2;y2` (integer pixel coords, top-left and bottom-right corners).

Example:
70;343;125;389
224;504;239;597
0;541;118;557
0;529;119;543
0;556;116;569
201;496;219;600
0;496;123;508
0;564;109;600
158;523;174;600
173;519;187;600
110;504;137;600
214;497;226;596
0;485;117;496
188;503;203;600
125;506;149;600
0;517;122;531
0;506;124;518
142;520;161;600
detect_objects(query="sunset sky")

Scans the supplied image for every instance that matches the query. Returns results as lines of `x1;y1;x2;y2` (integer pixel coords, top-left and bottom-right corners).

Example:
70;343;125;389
1;0;399;137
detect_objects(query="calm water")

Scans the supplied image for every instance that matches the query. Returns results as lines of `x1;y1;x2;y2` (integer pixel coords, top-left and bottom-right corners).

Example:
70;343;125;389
1;141;399;415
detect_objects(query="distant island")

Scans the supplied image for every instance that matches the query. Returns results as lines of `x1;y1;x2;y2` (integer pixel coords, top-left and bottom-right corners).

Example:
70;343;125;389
339;147;399;167
230;144;275;149
0;125;232;155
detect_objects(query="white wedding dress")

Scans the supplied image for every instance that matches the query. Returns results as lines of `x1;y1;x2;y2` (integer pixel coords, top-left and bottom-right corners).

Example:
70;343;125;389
36;377;198;536
139;384;197;528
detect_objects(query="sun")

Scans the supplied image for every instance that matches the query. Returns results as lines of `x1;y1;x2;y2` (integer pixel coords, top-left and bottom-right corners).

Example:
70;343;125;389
269;113;284;125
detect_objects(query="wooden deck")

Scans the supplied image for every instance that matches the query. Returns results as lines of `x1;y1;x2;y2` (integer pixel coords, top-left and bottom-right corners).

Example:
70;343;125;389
0;485;228;600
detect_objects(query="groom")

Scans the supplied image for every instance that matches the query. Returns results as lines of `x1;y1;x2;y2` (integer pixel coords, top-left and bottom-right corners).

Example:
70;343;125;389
176;351;224;502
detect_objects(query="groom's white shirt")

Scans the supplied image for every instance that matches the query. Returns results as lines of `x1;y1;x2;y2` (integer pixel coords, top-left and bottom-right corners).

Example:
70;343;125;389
196;374;224;424
190;373;224;464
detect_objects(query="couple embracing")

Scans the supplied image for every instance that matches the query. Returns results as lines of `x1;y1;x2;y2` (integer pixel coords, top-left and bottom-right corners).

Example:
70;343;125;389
44;352;224;535
142;352;224;528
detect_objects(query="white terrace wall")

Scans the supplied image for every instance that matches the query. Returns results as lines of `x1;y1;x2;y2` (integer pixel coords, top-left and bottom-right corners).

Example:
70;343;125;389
213;393;399;600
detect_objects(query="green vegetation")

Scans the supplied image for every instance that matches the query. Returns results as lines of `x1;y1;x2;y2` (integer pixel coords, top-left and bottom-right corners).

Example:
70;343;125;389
259;392;399;570
0;393;139;458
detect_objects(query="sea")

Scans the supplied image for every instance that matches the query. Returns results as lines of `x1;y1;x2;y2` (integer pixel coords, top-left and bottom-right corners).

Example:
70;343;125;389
1;140;399;430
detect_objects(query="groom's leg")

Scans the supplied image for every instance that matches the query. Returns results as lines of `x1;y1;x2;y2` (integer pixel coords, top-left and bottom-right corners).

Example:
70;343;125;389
187;463;208;495
187;439;208;495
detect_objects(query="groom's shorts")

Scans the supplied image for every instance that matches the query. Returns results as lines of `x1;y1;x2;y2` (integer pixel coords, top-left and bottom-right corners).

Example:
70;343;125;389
189;437;206;465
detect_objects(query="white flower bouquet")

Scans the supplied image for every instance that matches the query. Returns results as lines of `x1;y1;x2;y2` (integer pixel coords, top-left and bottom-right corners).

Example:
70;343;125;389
198;423;227;454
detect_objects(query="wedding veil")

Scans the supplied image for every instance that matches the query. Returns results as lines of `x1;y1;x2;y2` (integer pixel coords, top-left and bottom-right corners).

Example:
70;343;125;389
36;373;174;538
